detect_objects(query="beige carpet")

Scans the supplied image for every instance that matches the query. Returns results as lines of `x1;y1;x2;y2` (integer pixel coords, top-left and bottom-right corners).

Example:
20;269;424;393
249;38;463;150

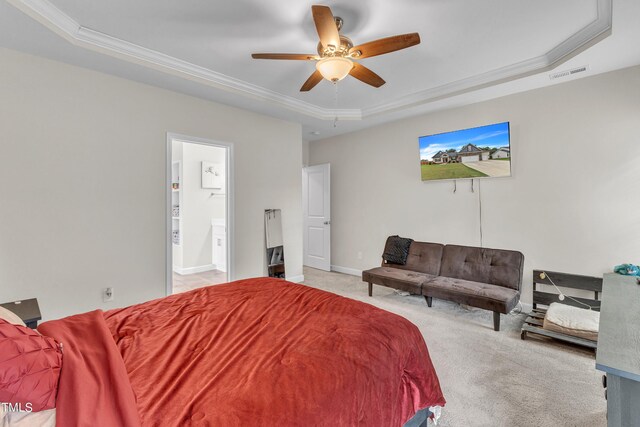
302;267;606;427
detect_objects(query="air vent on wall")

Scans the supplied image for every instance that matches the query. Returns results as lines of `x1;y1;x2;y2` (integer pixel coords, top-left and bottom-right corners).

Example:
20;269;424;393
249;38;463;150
549;65;589;80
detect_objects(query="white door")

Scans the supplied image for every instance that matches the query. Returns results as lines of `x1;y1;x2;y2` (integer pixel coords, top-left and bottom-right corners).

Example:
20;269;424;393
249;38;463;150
303;164;331;271
462;155;480;163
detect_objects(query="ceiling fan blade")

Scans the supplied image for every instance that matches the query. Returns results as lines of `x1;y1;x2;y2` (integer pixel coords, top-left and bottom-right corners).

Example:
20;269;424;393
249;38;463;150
251;53;318;60
312;5;341;50
300;70;323;92
349;33;420;59
349;63;386;88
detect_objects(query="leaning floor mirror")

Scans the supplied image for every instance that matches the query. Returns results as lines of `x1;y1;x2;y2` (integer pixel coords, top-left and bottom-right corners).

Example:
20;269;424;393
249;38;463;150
265;209;285;278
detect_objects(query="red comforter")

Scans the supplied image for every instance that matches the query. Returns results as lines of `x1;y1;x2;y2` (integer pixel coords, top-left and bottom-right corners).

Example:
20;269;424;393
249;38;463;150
39;278;445;426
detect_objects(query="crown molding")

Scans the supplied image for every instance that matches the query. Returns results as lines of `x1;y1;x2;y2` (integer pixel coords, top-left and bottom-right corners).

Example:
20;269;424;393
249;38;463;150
8;0;611;122
7;0;361;120
9;0;79;35
361;0;612;118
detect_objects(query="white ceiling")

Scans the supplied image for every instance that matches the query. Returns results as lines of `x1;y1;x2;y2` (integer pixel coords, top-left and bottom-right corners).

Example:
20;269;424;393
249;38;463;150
1;0;639;140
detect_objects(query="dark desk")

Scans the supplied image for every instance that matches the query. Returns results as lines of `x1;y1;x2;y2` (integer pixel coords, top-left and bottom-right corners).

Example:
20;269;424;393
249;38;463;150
596;273;640;426
1;298;41;329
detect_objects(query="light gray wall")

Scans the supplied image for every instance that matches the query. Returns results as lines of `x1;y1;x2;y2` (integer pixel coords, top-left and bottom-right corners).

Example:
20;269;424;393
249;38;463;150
0;47;303;320
302;140;310;166
309;65;640;304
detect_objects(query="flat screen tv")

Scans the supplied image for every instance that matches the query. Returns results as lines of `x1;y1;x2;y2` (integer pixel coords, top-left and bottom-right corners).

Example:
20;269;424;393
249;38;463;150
419;122;511;181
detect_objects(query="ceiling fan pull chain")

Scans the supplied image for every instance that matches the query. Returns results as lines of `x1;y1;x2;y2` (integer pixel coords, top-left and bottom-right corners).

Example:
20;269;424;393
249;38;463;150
333;81;339;128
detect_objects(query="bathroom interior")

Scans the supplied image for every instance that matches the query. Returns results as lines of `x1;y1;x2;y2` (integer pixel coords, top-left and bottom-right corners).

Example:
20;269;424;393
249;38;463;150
171;139;227;293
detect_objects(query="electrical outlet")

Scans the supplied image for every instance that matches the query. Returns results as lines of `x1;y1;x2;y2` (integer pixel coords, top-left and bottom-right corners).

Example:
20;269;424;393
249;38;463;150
103;287;114;302
357;251;363;260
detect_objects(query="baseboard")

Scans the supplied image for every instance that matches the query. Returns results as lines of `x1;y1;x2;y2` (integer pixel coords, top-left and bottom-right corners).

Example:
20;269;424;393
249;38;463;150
331;265;362;277
286;274;305;283
173;264;217;275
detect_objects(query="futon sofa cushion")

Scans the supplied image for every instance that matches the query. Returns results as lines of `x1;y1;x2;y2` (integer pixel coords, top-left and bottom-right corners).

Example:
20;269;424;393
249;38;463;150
383;241;444;276
439;245;524;290
423;276;520;314
362;267;435;295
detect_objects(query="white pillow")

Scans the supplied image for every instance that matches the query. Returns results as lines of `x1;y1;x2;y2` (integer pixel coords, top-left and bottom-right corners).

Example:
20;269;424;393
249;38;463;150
545;302;600;332
0;306;25;327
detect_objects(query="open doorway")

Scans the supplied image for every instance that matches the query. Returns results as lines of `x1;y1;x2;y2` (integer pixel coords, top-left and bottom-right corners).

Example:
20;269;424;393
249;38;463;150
166;134;233;295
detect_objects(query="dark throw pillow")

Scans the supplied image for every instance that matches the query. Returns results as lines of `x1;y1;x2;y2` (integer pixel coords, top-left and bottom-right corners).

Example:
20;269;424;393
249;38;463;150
382;235;414;265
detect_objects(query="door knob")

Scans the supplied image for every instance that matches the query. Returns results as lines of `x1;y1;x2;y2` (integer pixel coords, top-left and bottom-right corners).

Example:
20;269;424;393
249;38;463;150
324;221;331;225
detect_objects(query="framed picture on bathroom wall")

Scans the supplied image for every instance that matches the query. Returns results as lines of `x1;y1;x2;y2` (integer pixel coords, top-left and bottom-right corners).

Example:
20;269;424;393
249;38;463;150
202;161;224;189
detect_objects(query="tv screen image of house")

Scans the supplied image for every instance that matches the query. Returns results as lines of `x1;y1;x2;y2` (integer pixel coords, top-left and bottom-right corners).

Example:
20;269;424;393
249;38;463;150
418;122;511;181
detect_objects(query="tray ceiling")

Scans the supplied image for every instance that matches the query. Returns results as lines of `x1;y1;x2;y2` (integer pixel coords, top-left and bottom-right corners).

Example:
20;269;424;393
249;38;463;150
2;0;638;139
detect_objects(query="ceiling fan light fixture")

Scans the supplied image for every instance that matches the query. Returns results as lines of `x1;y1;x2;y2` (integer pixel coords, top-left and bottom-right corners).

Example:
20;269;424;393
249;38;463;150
252;6;420;91
316;57;353;82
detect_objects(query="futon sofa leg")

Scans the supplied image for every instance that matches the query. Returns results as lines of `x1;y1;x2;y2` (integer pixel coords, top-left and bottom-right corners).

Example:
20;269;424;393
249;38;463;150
493;312;500;332
368;282;372;297
425;296;432;307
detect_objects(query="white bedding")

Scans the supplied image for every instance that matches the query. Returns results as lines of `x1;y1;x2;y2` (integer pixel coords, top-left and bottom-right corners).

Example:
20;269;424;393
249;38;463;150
543;302;599;341
1;409;56;427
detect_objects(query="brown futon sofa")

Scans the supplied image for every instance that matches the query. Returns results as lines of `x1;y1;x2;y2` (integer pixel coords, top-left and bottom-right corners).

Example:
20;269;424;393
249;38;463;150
362;237;524;331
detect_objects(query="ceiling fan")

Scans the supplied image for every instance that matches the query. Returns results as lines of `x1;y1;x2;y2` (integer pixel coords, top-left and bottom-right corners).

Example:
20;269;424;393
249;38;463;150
251;5;420;92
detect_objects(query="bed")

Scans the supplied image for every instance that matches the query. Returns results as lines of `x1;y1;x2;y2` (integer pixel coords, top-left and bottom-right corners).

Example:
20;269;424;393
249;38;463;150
5;278;445;426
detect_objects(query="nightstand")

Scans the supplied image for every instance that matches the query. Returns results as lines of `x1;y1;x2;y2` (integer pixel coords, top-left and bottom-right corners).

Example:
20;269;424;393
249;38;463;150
1;298;41;329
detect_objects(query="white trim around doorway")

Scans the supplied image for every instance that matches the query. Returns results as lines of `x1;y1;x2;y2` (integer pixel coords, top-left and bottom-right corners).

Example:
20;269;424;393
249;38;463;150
165;133;235;296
